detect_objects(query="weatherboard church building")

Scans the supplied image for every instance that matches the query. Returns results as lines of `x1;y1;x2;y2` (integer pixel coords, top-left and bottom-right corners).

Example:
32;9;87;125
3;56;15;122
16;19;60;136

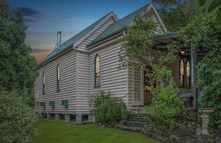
34;3;193;123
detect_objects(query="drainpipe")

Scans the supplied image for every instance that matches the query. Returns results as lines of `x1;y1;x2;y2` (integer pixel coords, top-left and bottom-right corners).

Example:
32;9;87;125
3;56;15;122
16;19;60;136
57;31;62;51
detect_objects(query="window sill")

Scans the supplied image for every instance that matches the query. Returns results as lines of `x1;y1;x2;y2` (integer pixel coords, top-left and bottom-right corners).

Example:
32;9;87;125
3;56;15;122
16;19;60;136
56;89;60;92
42;93;46;95
94;85;101;88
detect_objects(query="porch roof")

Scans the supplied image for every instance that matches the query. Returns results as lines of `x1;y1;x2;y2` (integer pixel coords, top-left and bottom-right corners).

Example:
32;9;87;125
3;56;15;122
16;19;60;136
153;32;208;60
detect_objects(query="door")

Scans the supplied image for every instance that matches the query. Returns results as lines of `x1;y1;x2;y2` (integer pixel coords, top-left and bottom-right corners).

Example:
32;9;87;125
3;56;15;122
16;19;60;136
132;66;144;105
144;66;158;105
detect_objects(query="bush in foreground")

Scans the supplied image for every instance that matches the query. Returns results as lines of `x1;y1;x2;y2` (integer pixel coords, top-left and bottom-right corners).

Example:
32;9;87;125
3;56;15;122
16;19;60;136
0;86;38;143
143;67;186;134
88;90;126;126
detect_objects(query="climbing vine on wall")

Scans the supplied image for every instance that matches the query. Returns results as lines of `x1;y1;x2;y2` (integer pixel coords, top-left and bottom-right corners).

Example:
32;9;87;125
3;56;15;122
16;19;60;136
179;10;221;128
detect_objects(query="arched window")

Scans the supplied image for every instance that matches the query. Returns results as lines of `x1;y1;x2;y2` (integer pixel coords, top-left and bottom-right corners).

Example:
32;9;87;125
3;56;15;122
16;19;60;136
94;54;100;87
179;58;184;87
42;71;45;94
57;64;60;91
186;60;191;88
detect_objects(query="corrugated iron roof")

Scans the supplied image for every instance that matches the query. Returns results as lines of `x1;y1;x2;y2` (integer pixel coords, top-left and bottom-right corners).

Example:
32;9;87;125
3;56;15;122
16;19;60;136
90;4;151;44
154;32;179;38
38;11;112;65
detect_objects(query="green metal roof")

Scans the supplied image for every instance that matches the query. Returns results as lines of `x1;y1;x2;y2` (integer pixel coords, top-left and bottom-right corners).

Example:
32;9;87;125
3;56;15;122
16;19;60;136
90;4;151;44
38;11;112;65
154;32;179;38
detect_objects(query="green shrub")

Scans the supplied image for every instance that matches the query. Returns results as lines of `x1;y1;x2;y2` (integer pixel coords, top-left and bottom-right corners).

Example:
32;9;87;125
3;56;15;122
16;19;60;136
123;109;135;118
143;66;186;134
88;90;126;126
196;48;221;128
178;11;221;128
0;85;38;143
87;90;111;107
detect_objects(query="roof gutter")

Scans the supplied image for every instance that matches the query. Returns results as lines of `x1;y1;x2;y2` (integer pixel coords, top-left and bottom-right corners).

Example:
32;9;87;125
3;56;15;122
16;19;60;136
38;45;73;69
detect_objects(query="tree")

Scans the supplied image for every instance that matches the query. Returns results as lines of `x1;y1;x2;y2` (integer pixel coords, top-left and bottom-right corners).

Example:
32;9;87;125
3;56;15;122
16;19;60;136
0;0;39;107
152;0;208;32
117;8;186;133
199;0;221;24
178;11;221;128
0;85;38;143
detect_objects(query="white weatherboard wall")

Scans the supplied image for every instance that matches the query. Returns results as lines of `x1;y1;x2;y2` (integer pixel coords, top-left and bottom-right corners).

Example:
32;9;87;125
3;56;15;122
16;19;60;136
77;17;116;52
76;51;90;114
34;49;77;114
89;42;128;106
75;16;117;114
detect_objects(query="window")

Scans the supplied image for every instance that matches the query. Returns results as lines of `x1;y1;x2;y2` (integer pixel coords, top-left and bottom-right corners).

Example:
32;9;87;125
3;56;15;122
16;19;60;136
57;64;60;92
186;60;191;88
179;58;184;87
94;54;100;87
42;71;45;94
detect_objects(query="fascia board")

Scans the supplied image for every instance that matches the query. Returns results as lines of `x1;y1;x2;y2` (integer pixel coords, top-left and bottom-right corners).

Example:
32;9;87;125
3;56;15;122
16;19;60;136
73;12;118;50
38;46;74;69
129;4;152;26
149;3;168;33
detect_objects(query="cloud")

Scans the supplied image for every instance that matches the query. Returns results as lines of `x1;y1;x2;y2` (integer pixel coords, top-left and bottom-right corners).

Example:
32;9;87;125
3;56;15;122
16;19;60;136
18;7;45;23
18;7;40;17
23;18;37;23
31;48;50;53
49;15;73;23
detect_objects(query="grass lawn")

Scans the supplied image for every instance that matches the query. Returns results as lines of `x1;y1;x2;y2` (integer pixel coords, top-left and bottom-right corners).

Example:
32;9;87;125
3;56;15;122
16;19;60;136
32;118;160;143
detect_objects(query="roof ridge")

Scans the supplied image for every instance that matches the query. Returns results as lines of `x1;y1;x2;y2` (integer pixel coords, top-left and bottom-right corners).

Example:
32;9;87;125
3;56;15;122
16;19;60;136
117;4;148;21
90;3;151;44
61;11;113;47
38;11;112;65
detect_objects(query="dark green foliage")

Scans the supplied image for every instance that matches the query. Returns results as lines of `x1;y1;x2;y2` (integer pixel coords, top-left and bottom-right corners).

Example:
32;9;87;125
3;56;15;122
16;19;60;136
143;66;186;134
152;0;207;32
196;49;221;128
0;85;38;143
178;10;221;128
199;0;207;6
88;90;111;107
199;0;221;24
117;9;179;93
0;0;39;107
123;110;135;118
87;91;126;126
97;97;126;126
117;6;185;133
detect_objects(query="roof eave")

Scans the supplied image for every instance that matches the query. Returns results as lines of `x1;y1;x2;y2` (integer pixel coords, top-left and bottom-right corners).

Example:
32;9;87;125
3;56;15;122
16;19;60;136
38;45;73;68
87;28;124;48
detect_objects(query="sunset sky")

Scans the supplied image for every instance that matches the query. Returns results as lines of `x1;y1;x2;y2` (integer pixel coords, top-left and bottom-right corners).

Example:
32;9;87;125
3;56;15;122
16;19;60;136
7;0;151;63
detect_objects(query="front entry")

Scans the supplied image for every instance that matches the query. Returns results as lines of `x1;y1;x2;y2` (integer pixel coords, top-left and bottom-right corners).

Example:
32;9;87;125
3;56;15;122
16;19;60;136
144;66;154;105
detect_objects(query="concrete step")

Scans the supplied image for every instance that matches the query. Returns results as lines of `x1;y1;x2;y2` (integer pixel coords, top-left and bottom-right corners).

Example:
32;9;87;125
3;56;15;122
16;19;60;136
129;117;148;122
121;126;143;132
126;121;147;127
134;113;150;117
